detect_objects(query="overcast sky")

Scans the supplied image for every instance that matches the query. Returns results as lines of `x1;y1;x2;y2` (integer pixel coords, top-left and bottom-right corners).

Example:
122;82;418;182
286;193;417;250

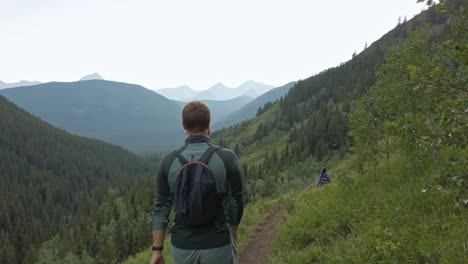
0;0;426;90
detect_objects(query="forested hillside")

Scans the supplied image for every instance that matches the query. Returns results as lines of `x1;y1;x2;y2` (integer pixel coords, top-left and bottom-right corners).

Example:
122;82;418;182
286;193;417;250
0;95;152;263
271;1;466;262
213;81;296;130
212;4;449;200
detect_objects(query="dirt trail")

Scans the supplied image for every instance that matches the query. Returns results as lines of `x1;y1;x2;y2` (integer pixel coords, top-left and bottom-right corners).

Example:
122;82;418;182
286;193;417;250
238;208;285;264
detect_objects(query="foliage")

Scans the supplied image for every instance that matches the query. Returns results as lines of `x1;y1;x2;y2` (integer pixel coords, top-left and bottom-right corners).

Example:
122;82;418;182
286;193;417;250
0;96;151;263
35;177;156;264
212;4;449;202
349;0;467;202
271;155;468;263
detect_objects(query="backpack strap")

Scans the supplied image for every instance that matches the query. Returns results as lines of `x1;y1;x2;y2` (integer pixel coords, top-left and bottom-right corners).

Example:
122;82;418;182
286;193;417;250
198;145;222;164
172;144;189;165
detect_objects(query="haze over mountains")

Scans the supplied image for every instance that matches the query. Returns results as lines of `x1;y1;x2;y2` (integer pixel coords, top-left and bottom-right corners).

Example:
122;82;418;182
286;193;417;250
174;95;255;123
79;72;105;81
213;81;296;129
0;80;185;152
0;77;285;152
158;85;198;101
0;80;41;89
0;72;104;89
157;80;274;101
0;72;290;152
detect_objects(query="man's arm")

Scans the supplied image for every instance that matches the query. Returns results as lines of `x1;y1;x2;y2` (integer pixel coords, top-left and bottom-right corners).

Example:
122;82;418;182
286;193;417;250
150;155;174;262
221;150;244;240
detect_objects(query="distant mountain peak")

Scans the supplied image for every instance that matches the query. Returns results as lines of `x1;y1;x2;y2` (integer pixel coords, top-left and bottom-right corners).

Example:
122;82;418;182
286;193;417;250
0;80;42;89
240;80;258;85
80;73;104;81
156;85;197;101
175;85;193;90
210;82;229;89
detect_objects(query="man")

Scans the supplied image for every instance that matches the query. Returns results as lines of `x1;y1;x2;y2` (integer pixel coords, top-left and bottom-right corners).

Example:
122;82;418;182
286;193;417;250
316;167;331;188
150;101;244;264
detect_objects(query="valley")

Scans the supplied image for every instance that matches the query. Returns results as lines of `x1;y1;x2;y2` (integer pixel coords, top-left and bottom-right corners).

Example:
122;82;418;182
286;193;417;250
0;1;466;264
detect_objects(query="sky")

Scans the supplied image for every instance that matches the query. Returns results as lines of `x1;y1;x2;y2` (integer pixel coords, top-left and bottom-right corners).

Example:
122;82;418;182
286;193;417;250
0;0;427;91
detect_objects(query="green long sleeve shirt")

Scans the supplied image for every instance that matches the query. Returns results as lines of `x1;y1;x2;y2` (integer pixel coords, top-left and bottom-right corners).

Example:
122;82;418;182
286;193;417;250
152;135;244;250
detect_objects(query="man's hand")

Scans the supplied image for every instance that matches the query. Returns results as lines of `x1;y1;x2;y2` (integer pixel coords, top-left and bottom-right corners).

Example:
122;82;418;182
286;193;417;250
231;225;238;241
150;252;164;264
151;230;166;264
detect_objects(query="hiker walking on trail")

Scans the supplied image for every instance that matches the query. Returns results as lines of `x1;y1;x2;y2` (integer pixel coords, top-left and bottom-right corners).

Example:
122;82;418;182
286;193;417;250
150;101;244;264
316;167;331;188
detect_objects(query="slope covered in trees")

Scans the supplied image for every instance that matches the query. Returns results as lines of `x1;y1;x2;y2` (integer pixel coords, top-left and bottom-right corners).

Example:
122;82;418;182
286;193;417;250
0;95;151;263
212;4;449;200
213;81;296;130
272;2;467;262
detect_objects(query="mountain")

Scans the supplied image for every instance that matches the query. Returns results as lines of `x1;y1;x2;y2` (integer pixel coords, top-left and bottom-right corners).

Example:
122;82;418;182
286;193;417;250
193;81;274;101
0;80;41;89
79;73;104;81
175;95;254;123
211;4;448;199
214;81;296;129
200;96;255;123
236;80;276;98
157;85;198;101
157;81;274;101
192;82;233;100
0;95;150;263
192;81;274;101
0;80;184;152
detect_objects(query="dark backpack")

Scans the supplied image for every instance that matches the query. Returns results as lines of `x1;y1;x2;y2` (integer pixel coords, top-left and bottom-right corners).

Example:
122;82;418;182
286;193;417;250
173;144;222;226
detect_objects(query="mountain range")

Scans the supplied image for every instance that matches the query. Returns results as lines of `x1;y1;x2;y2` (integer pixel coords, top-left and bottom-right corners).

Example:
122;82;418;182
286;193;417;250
157;81;274;101
0;72;104;90
213;81;296;129
0;78;287;151
158;85;198;101
174;95;255;123
0;80;41;89
0;80;185;152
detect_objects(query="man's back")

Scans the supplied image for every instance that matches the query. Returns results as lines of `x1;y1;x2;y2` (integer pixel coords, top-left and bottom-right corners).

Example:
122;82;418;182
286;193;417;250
316;172;331;188
152;135;244;264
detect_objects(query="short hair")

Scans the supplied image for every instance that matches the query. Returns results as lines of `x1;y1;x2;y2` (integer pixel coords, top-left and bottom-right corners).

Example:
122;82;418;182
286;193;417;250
182;101;211;132
321;167;327;174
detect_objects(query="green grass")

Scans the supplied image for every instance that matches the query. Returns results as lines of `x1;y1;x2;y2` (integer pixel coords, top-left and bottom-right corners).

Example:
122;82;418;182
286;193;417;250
240;135;288;165
124;198;279;264
215;104;288;157
270;156;468;263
